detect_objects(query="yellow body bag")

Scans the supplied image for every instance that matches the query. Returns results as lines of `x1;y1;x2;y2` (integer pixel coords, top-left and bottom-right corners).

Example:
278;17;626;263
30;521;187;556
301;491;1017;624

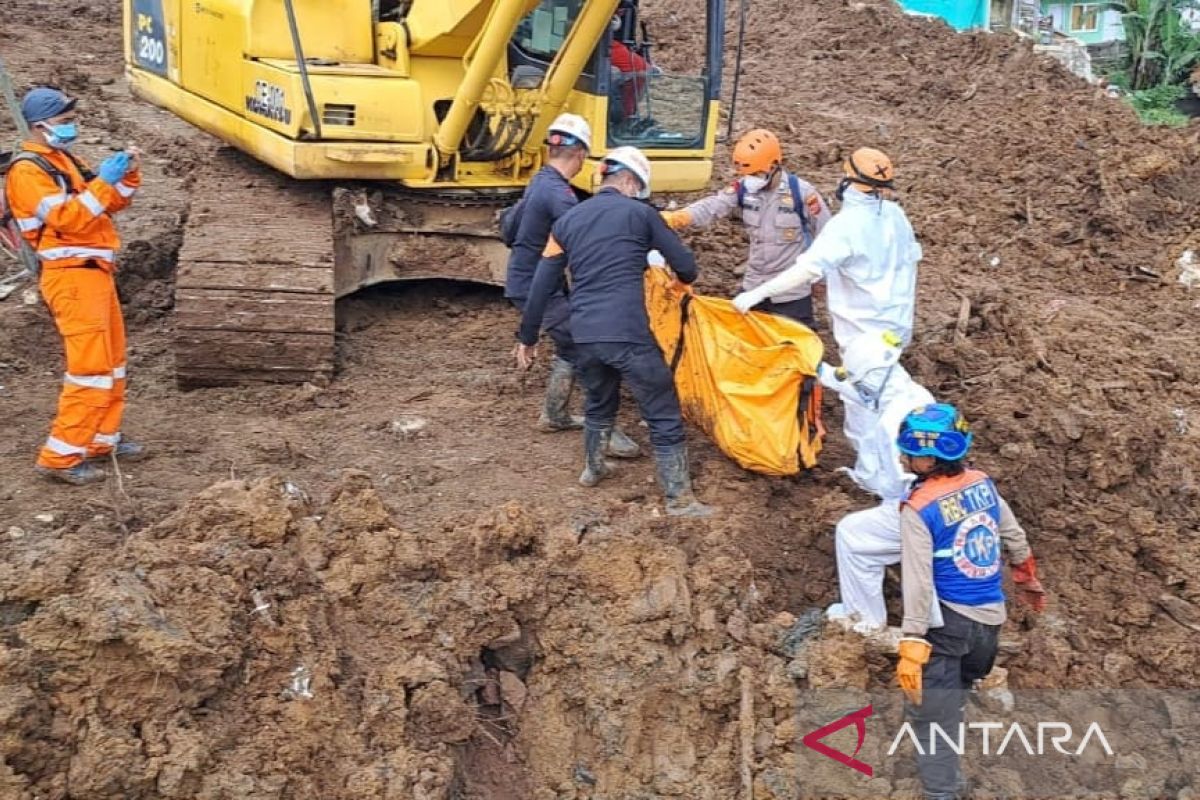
644;269;826;476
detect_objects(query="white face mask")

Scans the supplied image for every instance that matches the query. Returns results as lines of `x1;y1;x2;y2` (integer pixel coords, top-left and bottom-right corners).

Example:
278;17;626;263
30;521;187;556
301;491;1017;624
741;174;769;195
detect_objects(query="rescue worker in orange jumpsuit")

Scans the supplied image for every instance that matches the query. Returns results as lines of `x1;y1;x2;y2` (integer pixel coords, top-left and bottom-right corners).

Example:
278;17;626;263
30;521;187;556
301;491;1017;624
6;87;144;485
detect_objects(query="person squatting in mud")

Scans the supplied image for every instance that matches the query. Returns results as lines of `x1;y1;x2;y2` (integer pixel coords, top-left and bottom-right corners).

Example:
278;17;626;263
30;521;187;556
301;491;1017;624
6;86;147;486
815;329;935;636
513;146;711;518
502;112;641;460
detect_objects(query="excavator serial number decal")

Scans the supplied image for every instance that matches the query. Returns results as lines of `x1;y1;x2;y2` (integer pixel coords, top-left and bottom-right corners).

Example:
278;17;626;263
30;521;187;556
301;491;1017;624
131;0;168;76
245;81;292;125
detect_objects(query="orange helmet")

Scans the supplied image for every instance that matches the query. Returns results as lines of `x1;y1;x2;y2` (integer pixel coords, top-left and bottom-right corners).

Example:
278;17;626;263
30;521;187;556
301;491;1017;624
842;147;895;194
732;129;783;176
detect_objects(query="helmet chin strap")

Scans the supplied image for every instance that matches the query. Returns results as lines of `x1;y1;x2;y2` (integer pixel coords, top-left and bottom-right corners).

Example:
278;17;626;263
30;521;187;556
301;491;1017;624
835;177;852;203
840;154;894;202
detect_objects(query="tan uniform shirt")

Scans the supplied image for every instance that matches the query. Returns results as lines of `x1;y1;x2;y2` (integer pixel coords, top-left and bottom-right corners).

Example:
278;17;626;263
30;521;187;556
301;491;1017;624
900;495;1033;637
682;171;831;303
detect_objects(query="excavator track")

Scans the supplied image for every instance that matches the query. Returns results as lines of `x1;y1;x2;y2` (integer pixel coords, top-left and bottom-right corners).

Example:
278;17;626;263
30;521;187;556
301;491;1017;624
174;151;335;387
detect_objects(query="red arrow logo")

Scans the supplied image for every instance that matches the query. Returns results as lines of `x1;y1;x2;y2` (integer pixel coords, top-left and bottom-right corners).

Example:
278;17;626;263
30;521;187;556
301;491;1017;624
801;704;874;777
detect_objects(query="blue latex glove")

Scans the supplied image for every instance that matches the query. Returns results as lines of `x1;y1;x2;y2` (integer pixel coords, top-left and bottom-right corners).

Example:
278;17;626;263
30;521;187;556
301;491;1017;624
97;151;131;185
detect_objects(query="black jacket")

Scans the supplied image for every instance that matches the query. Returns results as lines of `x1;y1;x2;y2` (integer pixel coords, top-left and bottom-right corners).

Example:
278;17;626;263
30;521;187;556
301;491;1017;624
519;187;698;346
504;165;579;300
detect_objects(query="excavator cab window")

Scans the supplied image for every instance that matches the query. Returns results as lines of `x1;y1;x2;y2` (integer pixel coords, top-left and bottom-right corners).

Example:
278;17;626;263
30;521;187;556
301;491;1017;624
512;0;586;62
600;1;711;150
509;0;723;151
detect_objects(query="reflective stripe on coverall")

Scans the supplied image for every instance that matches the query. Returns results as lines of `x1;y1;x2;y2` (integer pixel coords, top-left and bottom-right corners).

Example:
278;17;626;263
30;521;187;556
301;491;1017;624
5;141;140;468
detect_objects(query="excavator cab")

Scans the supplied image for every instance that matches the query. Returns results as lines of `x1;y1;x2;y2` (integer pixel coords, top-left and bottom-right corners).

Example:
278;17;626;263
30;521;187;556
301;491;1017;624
509;0;720;156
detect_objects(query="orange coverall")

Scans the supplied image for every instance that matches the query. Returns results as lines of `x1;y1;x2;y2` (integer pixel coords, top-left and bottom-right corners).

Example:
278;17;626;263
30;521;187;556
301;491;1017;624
4;142;140;469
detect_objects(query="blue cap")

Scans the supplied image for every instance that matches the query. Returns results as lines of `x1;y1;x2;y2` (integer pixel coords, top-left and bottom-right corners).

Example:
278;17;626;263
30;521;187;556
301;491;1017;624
21;87;76;124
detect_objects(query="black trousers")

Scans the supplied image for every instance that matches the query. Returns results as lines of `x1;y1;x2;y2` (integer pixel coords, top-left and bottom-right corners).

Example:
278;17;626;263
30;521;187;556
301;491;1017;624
574;341;685;448
510;295;577;363
752;294;817;329
910;604;1000;799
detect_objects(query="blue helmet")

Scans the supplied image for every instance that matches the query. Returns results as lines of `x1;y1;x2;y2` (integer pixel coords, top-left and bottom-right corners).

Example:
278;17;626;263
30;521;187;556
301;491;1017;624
897;403;973;461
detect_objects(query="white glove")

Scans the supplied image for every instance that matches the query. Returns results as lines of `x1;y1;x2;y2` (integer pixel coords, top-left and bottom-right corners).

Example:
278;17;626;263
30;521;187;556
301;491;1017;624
817;361;841;390
732;289;763;314
647;249;666;268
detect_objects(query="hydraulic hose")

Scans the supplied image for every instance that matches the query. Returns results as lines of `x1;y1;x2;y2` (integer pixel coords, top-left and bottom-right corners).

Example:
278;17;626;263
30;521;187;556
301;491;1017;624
282;0;323;140
726;0;748;141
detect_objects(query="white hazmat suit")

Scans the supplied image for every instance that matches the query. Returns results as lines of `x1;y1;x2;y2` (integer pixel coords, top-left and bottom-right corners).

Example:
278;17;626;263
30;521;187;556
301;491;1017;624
734;187;925;631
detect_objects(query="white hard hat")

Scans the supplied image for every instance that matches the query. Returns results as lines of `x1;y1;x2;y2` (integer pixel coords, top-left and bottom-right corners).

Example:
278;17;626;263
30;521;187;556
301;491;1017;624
546;113;592;151
840;330;902;384
601;145;652;198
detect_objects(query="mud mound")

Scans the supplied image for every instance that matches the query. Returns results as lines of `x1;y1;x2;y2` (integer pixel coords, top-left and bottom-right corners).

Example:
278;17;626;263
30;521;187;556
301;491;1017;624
0;473;884;799
652;0;1200;293
648;0;1200;689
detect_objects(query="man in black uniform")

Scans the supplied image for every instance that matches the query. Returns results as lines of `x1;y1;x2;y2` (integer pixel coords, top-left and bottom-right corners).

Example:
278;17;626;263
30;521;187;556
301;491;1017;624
504;113;639;458
515;146;711;517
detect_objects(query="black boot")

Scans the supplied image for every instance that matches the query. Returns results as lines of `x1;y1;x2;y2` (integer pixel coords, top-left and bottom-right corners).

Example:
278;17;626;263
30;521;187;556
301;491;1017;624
538;357;584;431
607;427;642;459
579;428;615;487
654;444;713;517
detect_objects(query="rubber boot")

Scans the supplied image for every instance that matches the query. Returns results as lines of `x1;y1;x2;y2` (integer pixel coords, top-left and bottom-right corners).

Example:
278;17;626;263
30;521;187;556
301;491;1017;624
607;427;641;459
537;357;585;431
36;461;106;486
579;428;615;487
654;444;713;517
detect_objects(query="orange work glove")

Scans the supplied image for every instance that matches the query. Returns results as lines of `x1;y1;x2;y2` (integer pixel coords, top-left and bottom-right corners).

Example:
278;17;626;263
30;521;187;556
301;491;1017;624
1011;555;1047;613
660;209;691;230
897;637;932;707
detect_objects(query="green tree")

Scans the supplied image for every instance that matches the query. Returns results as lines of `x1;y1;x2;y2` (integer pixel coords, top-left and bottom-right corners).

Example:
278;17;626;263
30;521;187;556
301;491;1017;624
1112;0;1200;88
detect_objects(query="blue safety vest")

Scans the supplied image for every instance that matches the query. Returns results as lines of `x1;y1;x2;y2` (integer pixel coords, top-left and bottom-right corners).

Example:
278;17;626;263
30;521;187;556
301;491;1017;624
904;469;1005;607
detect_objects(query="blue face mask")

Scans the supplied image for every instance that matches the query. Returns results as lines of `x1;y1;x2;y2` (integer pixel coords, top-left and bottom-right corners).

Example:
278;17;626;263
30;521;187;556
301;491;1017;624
40;121;78;149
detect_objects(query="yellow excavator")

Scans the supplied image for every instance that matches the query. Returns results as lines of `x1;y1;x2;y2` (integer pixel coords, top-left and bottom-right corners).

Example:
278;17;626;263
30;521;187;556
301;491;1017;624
121;0;726;386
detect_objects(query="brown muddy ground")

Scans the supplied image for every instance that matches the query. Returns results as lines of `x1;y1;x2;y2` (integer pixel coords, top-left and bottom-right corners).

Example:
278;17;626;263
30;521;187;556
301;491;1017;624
1;0;1199;797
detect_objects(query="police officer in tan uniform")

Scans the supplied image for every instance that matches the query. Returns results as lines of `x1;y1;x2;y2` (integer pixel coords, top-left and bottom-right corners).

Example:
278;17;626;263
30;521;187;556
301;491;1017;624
661;129;830;327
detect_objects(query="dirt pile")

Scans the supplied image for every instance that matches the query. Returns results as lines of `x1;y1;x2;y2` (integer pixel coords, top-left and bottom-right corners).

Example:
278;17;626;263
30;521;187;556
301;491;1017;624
0;472;888;799
648;0;1200;689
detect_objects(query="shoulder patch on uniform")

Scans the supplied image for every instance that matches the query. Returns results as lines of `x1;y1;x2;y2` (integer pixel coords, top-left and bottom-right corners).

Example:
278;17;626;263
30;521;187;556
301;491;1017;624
806;194;822;216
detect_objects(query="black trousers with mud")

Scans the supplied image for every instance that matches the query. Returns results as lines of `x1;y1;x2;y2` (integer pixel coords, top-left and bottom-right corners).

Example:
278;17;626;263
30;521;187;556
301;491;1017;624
909;604;1000;799
510;295;577;364
574;341;685;448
